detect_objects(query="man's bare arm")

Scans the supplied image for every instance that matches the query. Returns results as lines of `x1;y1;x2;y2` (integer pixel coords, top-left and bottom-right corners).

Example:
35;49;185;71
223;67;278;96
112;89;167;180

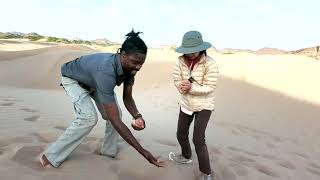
103;103;142;151
123;84;139;117
102;103;164;167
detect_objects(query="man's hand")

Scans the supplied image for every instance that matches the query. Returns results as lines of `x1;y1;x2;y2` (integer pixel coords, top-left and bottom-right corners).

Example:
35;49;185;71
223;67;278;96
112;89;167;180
142;149;166;167
131;117;145;131
103;103;164;168
179;80;192;92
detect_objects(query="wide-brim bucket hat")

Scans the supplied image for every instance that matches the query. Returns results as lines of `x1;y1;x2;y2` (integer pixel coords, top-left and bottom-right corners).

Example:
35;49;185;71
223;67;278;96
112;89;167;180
175;31;212;54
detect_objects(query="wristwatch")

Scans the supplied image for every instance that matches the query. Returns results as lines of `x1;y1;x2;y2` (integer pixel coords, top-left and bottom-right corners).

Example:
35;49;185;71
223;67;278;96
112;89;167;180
133;113;142;120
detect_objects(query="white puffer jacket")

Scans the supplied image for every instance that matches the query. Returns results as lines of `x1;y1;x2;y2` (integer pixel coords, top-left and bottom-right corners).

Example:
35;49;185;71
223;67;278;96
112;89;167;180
173;54;219;111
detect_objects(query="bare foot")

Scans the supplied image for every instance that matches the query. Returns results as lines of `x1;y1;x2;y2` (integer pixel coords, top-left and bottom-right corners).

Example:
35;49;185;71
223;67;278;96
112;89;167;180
39;154;52;167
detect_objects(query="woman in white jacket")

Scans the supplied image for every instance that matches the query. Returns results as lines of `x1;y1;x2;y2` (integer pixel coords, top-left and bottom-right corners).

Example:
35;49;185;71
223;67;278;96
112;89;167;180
170;31;219;180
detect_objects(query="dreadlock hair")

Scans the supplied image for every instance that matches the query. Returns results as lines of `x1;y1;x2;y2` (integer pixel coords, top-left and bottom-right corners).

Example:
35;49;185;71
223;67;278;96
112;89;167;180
118;29;147;55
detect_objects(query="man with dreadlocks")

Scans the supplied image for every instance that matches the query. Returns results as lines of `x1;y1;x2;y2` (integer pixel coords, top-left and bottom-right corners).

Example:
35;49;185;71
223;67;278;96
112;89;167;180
39;30;165;168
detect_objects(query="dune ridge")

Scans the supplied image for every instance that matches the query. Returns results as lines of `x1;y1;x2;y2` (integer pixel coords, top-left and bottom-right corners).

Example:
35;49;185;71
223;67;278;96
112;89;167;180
0;40;319;180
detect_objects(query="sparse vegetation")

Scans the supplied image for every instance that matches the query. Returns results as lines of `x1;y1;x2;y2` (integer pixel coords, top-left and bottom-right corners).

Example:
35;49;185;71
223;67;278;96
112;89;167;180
0;34;23;39
0;31;117;47
222;51;235;55
71;39;92;45
26;35;44;41
47;36;59;42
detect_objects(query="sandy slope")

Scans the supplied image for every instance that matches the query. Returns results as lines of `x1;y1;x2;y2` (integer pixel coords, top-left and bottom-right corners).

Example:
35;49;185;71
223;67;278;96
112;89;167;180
0;41;320;180
0;39;56;51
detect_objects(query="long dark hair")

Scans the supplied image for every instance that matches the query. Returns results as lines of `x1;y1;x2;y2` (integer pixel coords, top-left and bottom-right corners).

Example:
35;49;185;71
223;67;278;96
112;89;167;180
200;50;207;56
183;50;207;58
118;29;147;55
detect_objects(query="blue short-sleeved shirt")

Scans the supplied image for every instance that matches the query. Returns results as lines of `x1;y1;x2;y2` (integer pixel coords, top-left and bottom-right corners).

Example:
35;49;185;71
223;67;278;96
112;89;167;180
61;53;134;104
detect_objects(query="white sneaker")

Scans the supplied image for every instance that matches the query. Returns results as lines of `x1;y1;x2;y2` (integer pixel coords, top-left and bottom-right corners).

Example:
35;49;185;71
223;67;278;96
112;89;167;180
168;152;192;164
197;172;213;180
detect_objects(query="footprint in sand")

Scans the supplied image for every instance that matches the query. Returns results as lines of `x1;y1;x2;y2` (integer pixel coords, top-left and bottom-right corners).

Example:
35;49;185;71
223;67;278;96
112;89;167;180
228;154;256;167
209;146;222;155
271;136;282;143
266;142;276;148
310;162;320;169
0;102;14;106
289;139;299;145
227;146;243;152
253;163;280;177
252;134;264;140
11;145;45;170
0;96;11;98
261;154;281;161
291;152;309;160
109;163;120;173
242;150;259;157
30;133;50;143
111;163;149;180
12;136;35;143
54;125;67;131
231;129;241;135
24;115;40;122
118;170;145;180
227;146;258;156
0;96;22;102
229;163;248;176
219;165;237;180
306;167;320;176
278;160;296;169
154;139;178;147
236;125;254;134
11;133;49;144
235;124;286;145
0;138;12;147
20;108;39;113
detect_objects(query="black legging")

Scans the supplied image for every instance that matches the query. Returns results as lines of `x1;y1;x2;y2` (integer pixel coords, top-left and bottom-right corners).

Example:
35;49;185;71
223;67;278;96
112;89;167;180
176;108;212;175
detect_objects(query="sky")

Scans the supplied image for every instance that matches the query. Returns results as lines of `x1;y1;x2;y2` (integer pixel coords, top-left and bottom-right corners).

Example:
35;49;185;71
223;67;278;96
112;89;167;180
1;0;319;50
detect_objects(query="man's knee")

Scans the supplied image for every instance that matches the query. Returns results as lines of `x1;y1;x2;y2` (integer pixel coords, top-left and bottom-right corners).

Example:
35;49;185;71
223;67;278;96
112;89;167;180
177;131;188;141
101;115;108;121
192;136;206;146
84;110;98;126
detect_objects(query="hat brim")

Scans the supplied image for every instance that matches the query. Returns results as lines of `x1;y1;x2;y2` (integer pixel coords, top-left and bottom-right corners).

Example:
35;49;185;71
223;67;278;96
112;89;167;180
175;41;212;54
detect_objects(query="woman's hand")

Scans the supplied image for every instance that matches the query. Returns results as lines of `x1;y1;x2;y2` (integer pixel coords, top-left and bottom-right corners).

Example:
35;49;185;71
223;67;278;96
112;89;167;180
180;80;192;92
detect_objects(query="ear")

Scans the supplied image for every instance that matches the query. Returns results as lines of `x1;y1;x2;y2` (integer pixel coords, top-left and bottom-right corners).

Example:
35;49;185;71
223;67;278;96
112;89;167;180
121;51;128;60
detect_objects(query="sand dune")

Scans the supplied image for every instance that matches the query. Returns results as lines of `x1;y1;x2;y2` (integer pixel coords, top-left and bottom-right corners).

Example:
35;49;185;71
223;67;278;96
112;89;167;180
0;41;320;180
0;44;95;62
212;52;320;105
0;39;56;51
0;45;96;89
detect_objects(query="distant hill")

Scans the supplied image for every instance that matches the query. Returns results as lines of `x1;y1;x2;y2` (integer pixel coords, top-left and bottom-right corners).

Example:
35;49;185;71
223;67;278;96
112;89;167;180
290;46;320;59
220;48;255;54
0;31;118;46
256;47;286;55
0;32;24;39
1;31;319;59
219;46;320;59
92;38;119;46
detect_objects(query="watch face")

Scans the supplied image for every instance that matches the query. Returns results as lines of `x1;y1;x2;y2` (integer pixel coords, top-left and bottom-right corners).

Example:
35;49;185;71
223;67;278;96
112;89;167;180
133;113;142;119
188;76;195;83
